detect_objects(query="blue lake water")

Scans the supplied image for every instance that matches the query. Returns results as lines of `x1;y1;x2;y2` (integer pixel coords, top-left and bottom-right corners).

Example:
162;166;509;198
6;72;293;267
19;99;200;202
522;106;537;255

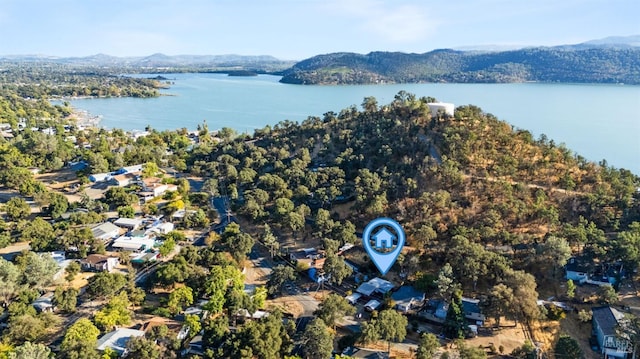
67;73;640;174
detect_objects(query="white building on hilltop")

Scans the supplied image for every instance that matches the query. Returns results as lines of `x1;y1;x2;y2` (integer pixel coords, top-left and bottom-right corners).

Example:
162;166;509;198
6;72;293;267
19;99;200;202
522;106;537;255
427;102;455;117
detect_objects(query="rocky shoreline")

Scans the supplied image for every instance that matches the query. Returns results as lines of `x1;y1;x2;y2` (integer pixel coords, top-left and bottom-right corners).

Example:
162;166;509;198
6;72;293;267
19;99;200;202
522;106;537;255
69;108;101;129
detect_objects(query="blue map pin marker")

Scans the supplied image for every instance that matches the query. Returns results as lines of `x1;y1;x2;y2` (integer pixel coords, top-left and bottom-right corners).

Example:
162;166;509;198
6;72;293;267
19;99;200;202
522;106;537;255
362;218;405;275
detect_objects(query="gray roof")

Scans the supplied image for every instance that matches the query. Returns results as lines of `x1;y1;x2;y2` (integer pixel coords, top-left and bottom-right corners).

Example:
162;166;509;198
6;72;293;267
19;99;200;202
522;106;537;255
113;218;142;228
96;328;145;354
350;348;389;359
356;277;394;296
91;222;120;239
592;306;625;336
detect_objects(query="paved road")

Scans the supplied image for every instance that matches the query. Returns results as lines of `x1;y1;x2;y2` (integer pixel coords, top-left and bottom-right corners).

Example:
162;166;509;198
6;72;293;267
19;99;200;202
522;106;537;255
211;196;237;233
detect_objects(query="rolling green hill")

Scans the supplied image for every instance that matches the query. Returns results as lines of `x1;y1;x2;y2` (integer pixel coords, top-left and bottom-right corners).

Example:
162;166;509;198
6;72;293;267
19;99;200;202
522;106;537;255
279;47;640;85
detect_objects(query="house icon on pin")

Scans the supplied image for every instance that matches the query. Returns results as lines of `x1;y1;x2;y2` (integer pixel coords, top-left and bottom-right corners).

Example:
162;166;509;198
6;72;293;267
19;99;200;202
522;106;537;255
372;227;395;249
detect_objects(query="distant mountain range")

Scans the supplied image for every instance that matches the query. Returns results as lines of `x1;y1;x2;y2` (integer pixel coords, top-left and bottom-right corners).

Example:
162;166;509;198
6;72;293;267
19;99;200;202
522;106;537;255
280;36;640;85
2;35;639;84
0;53;294;70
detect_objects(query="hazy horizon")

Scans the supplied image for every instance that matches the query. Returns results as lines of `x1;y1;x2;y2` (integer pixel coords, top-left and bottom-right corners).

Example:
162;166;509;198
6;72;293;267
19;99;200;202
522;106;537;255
1;0;638;60
1;34;638;61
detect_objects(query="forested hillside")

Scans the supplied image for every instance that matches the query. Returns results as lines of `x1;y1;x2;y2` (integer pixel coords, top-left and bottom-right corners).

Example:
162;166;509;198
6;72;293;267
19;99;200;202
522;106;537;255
0;63;165;98
279;47;640;84
189;92;640;296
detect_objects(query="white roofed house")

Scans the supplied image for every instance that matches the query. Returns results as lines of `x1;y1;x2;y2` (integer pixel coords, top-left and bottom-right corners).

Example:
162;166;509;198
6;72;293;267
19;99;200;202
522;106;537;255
113;218;143;231
427;102;455;118
96;328;146;357
356;277;394;297
111;233;156;253
91;222;121;243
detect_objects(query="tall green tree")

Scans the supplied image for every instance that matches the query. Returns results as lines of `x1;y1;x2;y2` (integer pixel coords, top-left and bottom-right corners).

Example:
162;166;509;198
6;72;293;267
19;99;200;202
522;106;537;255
435;263;459;299
262;224;279;258
167;286;194;315
87;272;127;299
444;290;466;339
313;293;355;329
20;218;55;251
377;309;408;354
302;318;334;359
17;252;59;290
125;337;164;359
0;258;21;306
8;342;52;359
266;265;296;295
416;333;440;359
322;254;353;285
537;236;571;278
94;291;131;330
54;287;79;313
554;335;583;359
4;197;31;221
61;318;100;357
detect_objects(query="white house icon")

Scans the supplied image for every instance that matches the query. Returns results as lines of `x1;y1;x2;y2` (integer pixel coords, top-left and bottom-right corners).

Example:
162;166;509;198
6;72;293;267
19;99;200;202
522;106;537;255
372;227;395;249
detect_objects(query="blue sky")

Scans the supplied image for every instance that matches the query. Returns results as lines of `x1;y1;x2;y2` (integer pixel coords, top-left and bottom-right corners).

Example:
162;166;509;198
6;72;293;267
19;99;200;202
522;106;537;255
1;0;638;59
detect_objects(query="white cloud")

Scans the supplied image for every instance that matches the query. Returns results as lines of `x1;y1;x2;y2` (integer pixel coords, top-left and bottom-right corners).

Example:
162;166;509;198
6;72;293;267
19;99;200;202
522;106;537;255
322;0;438;43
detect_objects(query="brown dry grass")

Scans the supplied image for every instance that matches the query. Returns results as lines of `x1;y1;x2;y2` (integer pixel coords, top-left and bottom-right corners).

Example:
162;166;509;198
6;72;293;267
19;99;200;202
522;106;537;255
266;297;305;317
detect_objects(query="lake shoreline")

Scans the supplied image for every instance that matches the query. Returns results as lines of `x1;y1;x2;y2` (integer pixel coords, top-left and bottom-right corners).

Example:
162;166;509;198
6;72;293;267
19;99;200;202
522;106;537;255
64;73;640;174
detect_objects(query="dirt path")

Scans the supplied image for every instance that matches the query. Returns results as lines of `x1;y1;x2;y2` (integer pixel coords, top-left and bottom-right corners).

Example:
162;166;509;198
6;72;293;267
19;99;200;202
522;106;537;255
466;174;588;196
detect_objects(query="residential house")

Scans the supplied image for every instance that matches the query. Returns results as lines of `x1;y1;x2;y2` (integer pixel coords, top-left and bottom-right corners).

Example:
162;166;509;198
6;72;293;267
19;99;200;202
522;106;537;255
111;233;156;252
91;222;121;243
391;286;426;313
171;209;197;222
111;172;138;187
565;257;625;286
417;299;447;323
462;297;486;325
96;328;146;357
427;102;455;117
140;177;177;198
346;292;362;305
592;306;633;359
342;347;389;359
290;247;325;269
81;254;119;272
566;257;590;284
308;267;328;284
32;292;56;313
113;164;143;175
146;222;174;236
182;335;204;356
356;277;394;297
89;172;111;183
113;218;143;231
131;251;160;264
364;299;382;312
